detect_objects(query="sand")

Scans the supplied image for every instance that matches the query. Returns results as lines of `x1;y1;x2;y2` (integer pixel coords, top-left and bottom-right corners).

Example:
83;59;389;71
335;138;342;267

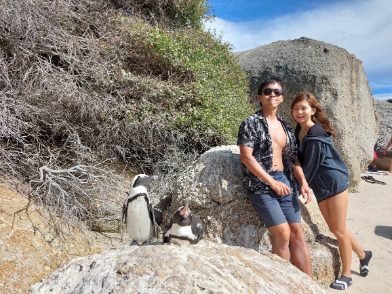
325;171;392;293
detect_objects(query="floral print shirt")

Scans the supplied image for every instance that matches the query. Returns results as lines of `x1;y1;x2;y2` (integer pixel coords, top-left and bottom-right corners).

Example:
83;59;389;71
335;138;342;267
237;110;297;193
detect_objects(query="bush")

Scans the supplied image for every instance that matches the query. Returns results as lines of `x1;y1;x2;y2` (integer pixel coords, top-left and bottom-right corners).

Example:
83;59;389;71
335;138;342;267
111;0;210;29
0;0;251;231
132;26;252;144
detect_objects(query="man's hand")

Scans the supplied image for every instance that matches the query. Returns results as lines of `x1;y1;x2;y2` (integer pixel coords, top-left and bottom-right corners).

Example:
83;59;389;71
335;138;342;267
270;179;291;196
299;182;313;204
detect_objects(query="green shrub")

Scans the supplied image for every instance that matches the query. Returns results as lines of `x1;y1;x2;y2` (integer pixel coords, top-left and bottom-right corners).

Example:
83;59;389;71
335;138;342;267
112;0;209;29
133;26;252;144
163;0;209;29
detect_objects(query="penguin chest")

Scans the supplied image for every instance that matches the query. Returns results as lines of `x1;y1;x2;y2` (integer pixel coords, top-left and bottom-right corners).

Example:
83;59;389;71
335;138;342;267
166;223;197;245
126;198;153;244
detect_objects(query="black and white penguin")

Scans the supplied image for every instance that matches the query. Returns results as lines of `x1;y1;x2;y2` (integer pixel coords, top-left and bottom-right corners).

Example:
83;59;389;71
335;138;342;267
121;174;157;245
164;203;203;245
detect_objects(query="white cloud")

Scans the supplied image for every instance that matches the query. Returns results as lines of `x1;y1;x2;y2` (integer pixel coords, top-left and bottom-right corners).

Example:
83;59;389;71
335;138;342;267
204;0;392;93
373;93;392;100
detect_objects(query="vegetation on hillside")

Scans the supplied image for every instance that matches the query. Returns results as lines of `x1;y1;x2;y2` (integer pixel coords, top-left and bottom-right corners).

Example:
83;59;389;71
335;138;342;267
0;0;251;231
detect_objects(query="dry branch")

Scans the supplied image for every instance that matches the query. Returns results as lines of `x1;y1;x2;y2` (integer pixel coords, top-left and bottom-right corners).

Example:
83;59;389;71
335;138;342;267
0;0;211;235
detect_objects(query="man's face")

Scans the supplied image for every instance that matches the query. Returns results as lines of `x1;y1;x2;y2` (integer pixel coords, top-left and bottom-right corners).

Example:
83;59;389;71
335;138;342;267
258;82;284;108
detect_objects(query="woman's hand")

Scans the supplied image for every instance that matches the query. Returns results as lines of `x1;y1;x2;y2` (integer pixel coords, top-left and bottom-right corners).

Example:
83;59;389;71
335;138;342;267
299;182;313;204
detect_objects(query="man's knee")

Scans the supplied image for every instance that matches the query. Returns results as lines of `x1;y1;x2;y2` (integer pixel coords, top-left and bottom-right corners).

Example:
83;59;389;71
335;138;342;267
288;223;306;242
269;223;291;244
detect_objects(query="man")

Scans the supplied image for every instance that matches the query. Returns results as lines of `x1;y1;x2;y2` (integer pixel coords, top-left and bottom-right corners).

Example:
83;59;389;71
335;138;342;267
237;78;312;276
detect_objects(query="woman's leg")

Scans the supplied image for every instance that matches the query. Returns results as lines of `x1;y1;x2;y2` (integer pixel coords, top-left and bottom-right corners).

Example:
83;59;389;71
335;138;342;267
348;230;365;259
319;191;366;259
318;190;353;277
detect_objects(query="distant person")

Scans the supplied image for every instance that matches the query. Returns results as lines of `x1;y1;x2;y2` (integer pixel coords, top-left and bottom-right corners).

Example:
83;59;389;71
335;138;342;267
368;136;392;174
383;136;392;155
368;145;379;172
375;136;392;175
291;92;372;290
237;78;312;277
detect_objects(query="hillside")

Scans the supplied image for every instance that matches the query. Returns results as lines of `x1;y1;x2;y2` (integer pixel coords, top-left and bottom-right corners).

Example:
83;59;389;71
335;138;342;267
0;0;252;231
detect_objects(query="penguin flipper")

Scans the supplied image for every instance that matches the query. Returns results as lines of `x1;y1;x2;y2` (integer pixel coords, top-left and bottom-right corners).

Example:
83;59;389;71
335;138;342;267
163;220;174;243
121;193;130;242
121;203;127;224
147;202;159;239
191;215;204;240
122;192;130;224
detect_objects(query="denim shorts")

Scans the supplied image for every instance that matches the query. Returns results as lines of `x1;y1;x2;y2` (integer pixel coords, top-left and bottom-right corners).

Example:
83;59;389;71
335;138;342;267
248;171;301;228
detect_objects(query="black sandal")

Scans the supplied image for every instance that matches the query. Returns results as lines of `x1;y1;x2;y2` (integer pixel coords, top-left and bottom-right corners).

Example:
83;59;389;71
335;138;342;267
360;250;372;277
330;275;352;290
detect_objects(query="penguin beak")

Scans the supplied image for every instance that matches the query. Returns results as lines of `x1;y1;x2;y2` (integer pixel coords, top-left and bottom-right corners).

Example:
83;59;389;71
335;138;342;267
179;203;190;218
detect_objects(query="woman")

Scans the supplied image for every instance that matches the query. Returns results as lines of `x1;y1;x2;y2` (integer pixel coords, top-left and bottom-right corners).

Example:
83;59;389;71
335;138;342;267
290;92;372;290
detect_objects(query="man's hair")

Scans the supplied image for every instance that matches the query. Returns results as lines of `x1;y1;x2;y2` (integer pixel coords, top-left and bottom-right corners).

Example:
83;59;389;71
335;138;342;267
257;77;284;95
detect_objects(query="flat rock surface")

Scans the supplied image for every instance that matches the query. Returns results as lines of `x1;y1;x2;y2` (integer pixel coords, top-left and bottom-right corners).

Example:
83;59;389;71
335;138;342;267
30;240;324;294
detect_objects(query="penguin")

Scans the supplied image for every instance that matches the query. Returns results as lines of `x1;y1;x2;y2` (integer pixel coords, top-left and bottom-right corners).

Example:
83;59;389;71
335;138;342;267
164;203;203;245
121;174;158;245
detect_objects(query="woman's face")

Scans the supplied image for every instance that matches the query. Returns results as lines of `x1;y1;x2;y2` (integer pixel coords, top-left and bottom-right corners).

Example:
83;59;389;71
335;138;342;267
292;100;315;124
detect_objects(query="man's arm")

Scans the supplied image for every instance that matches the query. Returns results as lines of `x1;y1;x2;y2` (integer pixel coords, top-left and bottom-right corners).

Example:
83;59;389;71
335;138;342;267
294;159;313;204
239;145;291;196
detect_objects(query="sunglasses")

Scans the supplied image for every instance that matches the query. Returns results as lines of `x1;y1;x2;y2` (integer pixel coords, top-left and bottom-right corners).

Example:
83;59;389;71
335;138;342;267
262;88;283;96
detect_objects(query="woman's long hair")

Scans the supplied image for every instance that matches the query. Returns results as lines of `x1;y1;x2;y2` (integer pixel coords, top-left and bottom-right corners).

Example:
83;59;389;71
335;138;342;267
291;92;337;138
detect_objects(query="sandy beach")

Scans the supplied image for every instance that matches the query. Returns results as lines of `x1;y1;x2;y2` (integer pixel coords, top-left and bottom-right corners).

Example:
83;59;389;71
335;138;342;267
325;171;392;293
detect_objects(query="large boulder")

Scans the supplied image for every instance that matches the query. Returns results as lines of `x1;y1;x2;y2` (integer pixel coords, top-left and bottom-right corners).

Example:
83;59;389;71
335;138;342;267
170;145;339;285
236;37;378;191
30;241;325;293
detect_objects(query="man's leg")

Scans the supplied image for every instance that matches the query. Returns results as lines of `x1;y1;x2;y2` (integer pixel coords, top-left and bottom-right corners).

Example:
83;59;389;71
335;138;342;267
275;172;312;277
268;223;291;261
248;191;291;261
289;223;312;277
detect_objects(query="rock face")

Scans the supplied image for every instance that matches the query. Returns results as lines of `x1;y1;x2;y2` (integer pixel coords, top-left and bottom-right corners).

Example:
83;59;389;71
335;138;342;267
375;100;392;147
236;37;378;191
170;145;339;285
30;241;325;294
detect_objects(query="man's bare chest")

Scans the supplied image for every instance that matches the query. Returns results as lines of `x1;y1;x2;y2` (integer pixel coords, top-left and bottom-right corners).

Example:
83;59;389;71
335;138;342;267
268;121;287;148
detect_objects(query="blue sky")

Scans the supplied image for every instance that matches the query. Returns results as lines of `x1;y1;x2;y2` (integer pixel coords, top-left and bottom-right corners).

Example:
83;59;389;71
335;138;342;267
204;0;392;100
